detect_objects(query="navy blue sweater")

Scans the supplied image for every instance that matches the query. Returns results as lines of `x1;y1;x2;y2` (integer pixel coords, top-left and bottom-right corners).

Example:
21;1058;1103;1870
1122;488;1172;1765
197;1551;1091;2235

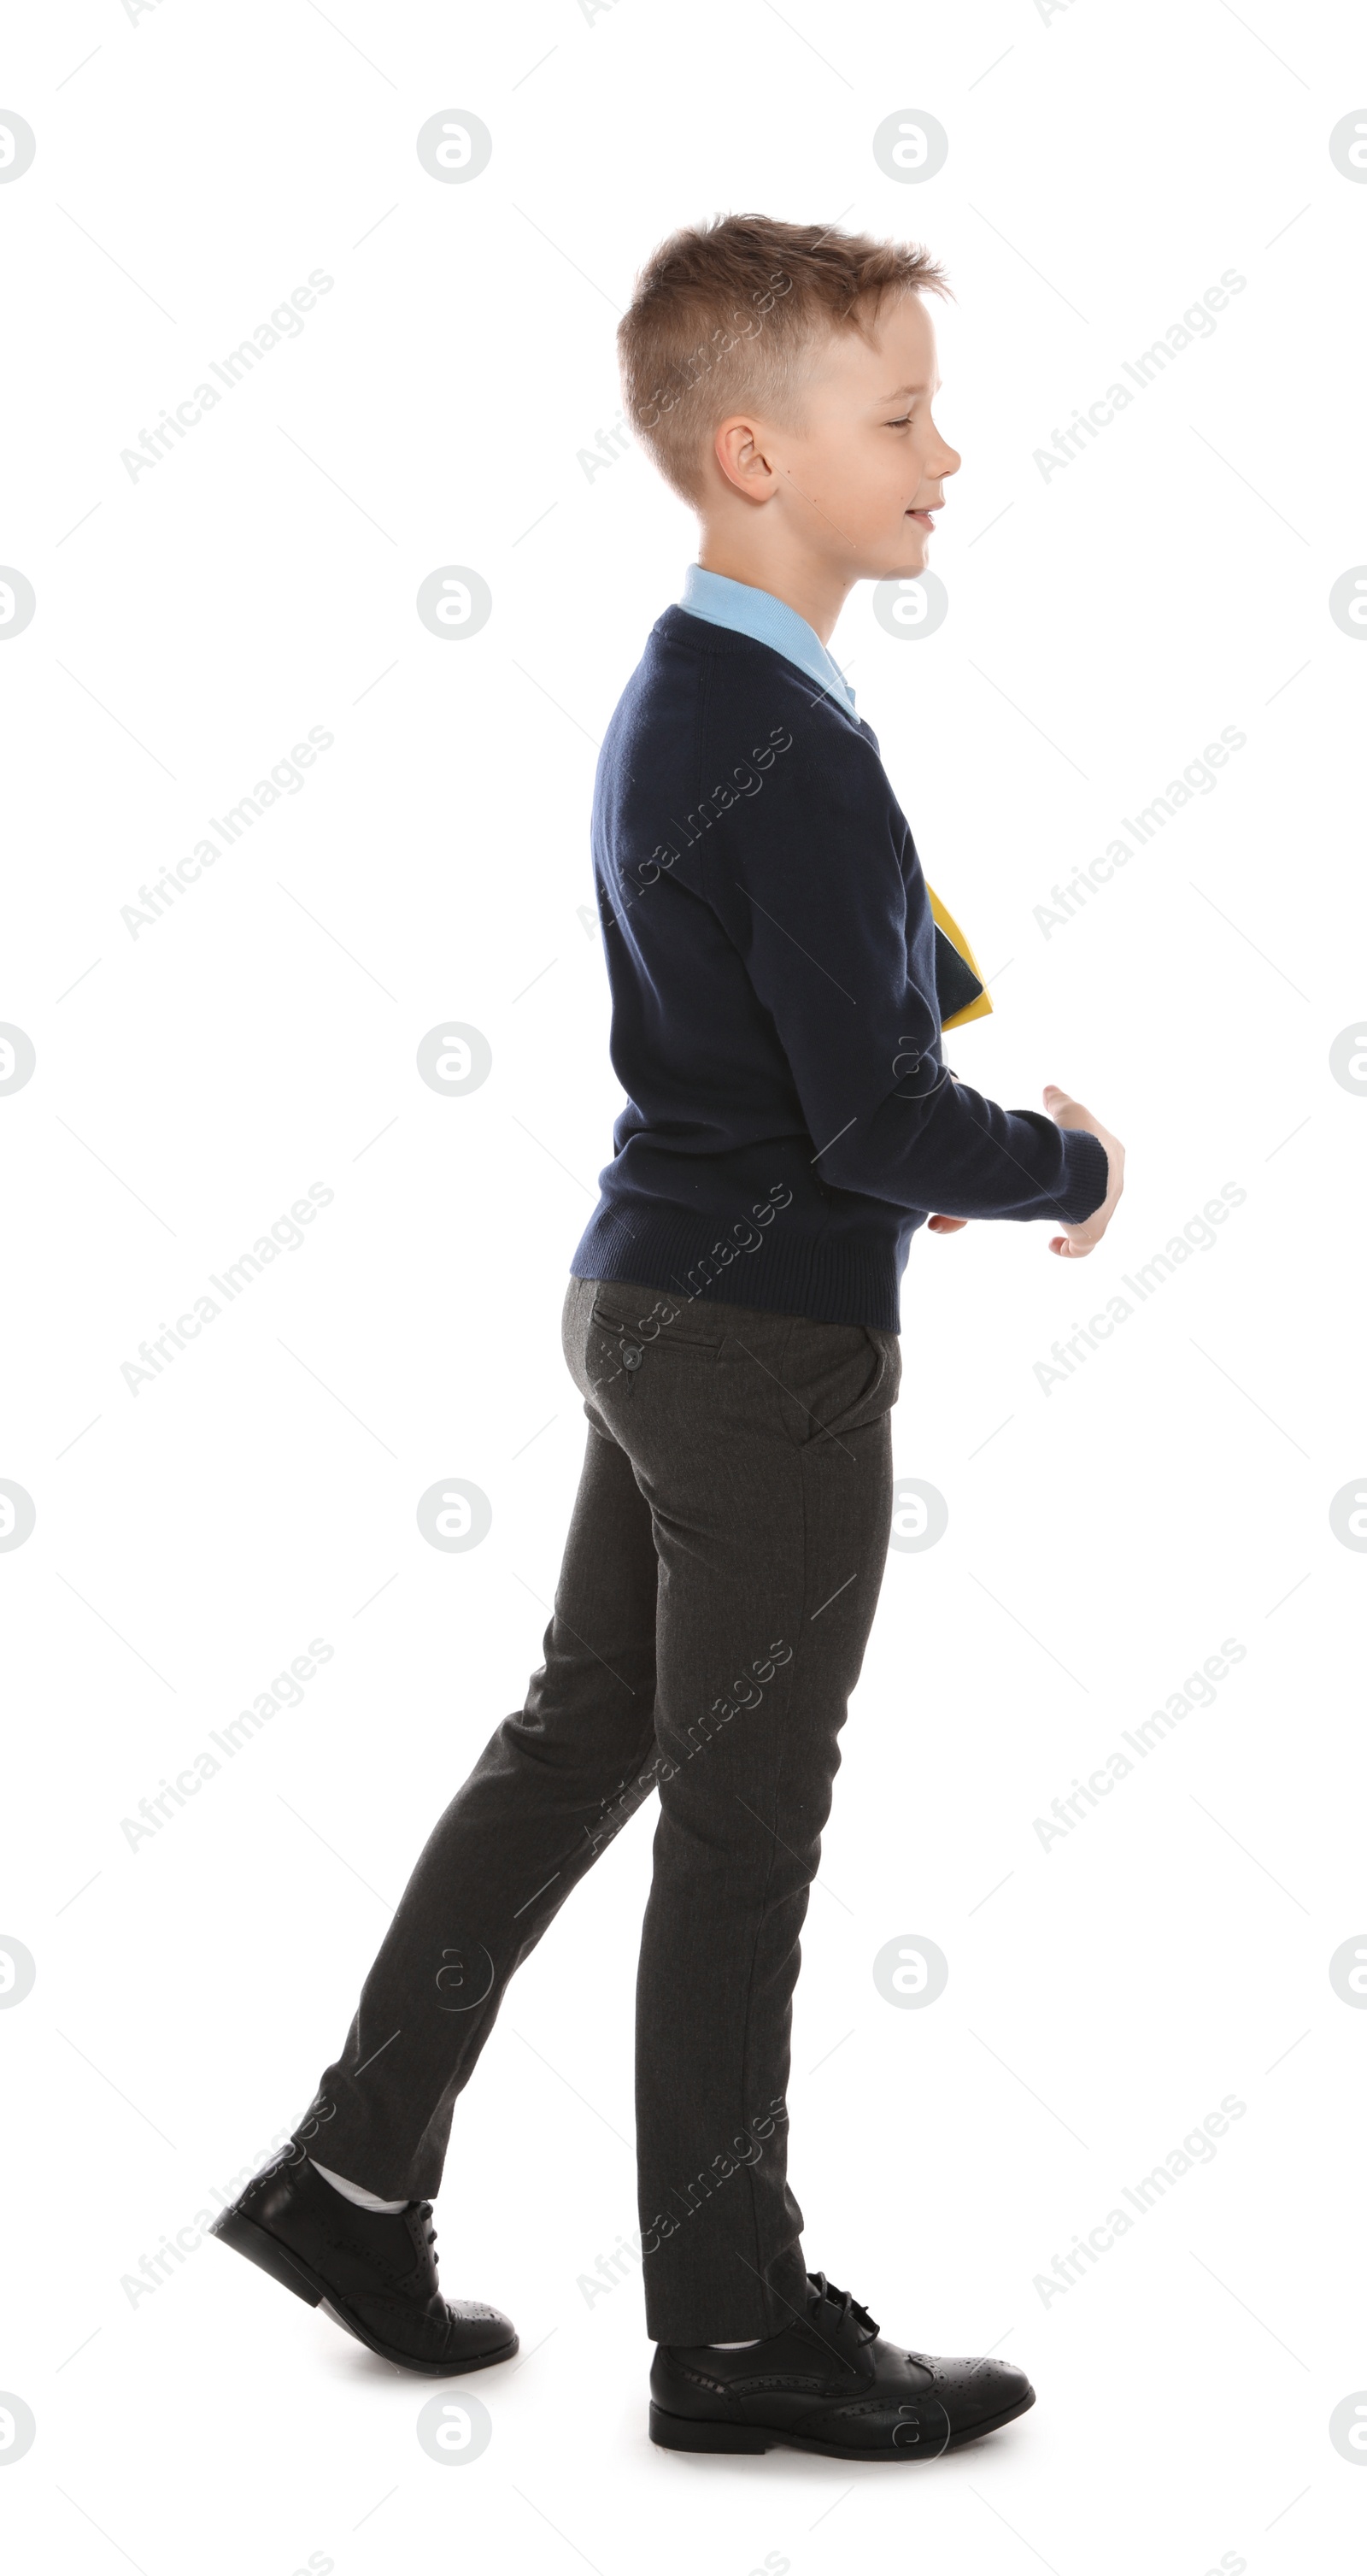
570;604;1110;1331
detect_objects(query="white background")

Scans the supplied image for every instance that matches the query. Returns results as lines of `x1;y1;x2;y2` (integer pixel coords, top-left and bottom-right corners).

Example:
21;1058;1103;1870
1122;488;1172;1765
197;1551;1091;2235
2;2;1364;2570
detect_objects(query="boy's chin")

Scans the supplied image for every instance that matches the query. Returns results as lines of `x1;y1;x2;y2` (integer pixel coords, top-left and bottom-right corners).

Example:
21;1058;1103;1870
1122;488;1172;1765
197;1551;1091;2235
885;542;931;578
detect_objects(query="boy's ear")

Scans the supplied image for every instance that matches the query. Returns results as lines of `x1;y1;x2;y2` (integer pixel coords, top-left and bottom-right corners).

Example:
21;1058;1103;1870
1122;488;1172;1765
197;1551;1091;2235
713;415;776;502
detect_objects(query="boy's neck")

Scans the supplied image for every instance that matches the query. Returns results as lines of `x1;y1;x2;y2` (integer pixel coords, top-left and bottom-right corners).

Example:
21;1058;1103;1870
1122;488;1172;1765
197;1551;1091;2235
695;539;853;649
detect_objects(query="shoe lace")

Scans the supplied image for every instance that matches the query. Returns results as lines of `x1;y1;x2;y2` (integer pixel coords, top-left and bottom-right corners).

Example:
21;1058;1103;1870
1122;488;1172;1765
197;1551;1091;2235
808;2269;878;2343
415;2199;437;2255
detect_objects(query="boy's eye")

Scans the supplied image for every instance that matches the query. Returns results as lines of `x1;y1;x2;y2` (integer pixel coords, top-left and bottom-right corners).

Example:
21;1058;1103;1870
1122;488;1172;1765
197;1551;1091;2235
888;415;912;426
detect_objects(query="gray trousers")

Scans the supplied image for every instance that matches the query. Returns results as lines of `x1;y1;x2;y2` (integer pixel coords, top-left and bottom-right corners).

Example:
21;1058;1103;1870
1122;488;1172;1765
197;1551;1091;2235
303;1273;901;2343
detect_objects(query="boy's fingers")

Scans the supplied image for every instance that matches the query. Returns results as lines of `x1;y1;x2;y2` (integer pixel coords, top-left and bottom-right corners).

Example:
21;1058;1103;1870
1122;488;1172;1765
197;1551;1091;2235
926;1213;968;1233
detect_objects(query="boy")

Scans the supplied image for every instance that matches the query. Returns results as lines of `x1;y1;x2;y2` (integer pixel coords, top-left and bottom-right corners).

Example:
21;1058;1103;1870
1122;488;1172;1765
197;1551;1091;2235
211;215;1124;2462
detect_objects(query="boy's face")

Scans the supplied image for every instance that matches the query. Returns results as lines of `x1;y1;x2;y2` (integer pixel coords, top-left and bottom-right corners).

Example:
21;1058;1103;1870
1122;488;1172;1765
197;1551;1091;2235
716;289;960;579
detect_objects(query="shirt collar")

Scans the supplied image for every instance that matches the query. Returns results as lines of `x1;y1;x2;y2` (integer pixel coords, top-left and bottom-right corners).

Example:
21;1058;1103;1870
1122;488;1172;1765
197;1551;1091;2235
677;564;857;716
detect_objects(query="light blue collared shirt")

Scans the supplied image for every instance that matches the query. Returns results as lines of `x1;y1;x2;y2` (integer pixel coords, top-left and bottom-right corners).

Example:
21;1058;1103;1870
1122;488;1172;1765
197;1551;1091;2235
678;564;858;719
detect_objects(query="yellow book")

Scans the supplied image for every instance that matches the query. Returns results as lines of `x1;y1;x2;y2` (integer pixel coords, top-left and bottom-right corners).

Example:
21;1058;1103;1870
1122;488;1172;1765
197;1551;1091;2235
928;885;993;1032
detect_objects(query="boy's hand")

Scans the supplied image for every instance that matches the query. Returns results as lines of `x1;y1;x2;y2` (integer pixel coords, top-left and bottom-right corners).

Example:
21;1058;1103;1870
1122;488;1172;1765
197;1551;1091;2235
926;1213;967;1234
1042;1085;1124;1257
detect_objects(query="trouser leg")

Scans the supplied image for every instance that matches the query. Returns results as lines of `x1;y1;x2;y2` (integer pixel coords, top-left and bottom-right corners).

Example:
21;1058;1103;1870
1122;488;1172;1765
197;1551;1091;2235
299;1279;662;2199
577;1278;901;2344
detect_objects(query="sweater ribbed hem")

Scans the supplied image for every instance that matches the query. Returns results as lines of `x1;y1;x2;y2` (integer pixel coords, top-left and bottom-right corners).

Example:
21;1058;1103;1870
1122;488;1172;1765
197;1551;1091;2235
569;1201;909;1332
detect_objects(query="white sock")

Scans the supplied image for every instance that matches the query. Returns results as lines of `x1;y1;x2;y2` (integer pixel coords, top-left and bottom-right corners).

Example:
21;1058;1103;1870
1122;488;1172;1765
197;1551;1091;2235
310;2156;408;2214
707;2338;762;2348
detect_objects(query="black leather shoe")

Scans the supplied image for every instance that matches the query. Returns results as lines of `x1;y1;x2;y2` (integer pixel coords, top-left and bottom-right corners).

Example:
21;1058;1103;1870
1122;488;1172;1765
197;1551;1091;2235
208;2148;517;2376
650;2271;1033;2459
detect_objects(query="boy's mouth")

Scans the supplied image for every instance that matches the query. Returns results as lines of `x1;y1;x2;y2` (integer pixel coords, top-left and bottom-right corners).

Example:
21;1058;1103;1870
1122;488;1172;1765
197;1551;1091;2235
906;507;938;526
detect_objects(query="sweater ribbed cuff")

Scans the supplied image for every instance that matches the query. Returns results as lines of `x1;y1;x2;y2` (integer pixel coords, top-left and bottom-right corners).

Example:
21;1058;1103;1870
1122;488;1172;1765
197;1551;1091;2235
1058;1127;1112;1224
